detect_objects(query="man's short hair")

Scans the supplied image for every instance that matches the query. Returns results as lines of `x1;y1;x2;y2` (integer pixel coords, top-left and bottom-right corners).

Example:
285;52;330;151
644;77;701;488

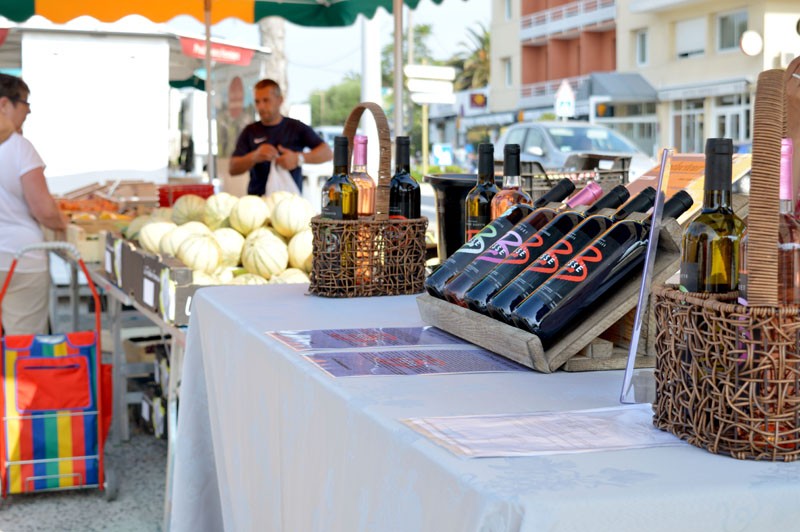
254;79;282;97
0;73;29;102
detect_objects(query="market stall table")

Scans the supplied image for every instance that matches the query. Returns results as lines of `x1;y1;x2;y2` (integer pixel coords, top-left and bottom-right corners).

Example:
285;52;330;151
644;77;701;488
169;284;800;532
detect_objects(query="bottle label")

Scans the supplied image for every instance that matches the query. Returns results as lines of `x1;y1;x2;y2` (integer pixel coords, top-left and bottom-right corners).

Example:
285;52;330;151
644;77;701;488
528;240;575;274
465;216;490;240
475;230;527;264
555;246;604;283
457;225;498;255
321;202;343;220
679;262;700;292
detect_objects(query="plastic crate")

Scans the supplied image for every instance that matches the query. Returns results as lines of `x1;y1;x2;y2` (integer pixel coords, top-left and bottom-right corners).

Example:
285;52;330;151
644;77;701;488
157;184;214;207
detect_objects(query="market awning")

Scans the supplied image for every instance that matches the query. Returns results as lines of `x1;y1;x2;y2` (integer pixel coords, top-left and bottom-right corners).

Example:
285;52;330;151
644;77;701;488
576;72;658;103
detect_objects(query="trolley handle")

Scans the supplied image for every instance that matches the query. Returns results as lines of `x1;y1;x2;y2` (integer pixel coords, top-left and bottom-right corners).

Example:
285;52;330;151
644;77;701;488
15;242;81;261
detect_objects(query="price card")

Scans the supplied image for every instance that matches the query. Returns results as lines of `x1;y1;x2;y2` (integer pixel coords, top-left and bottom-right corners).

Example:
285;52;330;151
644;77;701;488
143;278;155;307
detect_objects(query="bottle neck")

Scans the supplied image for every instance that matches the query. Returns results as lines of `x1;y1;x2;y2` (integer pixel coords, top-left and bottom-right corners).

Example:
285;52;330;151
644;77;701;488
502;175;521;188
352;163;367;173
702;189;732;210
780;198;794;215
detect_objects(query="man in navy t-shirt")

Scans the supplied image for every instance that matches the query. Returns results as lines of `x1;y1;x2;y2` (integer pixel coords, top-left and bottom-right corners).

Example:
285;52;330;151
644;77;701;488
229;79;332;196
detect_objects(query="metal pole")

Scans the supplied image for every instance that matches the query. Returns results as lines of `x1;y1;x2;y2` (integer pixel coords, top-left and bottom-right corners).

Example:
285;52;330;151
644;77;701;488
393;0;403;136
205;0;216;182
422;103;429;175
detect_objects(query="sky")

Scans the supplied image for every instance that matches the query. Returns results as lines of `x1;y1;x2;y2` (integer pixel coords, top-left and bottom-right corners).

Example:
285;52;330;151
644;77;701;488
166;0;490;106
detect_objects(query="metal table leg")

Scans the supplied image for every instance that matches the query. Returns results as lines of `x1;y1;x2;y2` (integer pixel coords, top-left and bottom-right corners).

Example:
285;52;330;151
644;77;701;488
69;259;79;332
109;295;130;444
163;335;184;532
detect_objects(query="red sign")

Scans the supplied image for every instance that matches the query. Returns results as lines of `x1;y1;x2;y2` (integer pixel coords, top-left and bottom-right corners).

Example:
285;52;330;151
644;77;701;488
179;37;254;66
470;93;487;109
0;29;8;48
228;76;244;119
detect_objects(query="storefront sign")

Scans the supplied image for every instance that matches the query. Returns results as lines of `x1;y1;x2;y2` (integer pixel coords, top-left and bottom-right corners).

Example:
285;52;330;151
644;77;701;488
179;37;254;66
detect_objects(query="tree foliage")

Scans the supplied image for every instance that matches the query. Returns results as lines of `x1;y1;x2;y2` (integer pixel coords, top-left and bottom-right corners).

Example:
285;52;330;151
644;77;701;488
448;22;491;91
310;73;361;126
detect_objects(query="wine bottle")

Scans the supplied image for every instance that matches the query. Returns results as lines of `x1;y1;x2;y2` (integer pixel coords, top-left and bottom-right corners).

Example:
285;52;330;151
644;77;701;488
680;138;745;293
389;136;420;219
488;187;659;323
423;179;575;299
510;190;694;344
490;144;532;220
741;138;800;304
350;134;376;218
465;185;645;314
465;143;500;240
321;136;358;220
442;182;610;306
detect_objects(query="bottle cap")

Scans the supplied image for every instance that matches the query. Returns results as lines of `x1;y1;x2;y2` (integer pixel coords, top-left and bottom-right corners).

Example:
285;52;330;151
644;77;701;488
662;190;694;220
478;143;495;176
704;138;733;191
504;144;521;177
333;136;349;167
586;184;631;214
610;186;656;219
565;181;603;208
534;178;575;207
395;136;410;167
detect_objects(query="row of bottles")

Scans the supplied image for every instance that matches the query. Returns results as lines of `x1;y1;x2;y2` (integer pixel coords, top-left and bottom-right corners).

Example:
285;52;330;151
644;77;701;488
424;174;694;345
680;137;800;306
321;135;420;221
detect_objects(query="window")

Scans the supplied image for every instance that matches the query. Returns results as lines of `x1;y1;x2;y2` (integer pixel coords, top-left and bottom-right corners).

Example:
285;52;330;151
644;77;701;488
675;17;706;59
718;10;747;51
635;29;648;66
505;0;512;20
503;58;512;88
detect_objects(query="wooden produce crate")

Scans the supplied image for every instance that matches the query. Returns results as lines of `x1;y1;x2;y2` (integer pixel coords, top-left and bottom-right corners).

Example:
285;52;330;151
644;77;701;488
65;219;128;262
416;216;684;373
95;180;158;213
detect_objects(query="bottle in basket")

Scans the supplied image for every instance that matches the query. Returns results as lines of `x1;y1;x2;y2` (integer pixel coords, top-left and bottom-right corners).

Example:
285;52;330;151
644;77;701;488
486;186;656;322
351;134;376;218
491;144;532;219
740;138;800;304
464;185;643;315
511;190;694;345
680;138;745;293
423;178;575;299
389;136;420;219
442;182;608;306
465;143;500;240
321;136;358;220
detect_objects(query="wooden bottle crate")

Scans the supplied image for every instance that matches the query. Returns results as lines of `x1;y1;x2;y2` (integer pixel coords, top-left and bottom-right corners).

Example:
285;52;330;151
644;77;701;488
417;215;683;373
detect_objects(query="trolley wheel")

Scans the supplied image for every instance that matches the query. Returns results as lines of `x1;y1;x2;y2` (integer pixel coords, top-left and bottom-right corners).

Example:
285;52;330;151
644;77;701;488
103;467;119;501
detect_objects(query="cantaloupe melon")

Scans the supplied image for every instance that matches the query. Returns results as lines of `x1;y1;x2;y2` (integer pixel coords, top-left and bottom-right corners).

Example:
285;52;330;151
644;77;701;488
177;234;222;274
204;192;239;230
229;195;269;236
241;235;288;280
171;194;207;225
271;195;314;238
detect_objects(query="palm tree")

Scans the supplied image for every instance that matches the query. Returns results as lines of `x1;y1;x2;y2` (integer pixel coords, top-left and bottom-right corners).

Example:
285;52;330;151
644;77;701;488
450;23;490;91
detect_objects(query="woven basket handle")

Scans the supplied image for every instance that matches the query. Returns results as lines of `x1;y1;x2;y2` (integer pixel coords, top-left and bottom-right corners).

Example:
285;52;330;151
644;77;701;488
748;69;788;306
342;102;392;222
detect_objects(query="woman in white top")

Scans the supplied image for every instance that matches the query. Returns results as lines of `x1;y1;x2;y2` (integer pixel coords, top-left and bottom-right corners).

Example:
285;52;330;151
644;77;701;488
0;74;67;335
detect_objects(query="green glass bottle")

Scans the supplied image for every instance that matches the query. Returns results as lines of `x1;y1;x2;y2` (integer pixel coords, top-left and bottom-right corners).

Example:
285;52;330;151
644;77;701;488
680;138;745;293
464;143;499;240
321;136;358;220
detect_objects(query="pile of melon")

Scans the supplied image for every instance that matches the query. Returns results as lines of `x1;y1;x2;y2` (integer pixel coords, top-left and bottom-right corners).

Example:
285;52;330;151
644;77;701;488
125;191;314;286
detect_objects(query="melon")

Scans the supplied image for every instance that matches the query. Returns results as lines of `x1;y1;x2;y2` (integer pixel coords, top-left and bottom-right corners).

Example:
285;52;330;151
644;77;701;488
227;273;269;285
229;195;270;236
123;215;152;240
241;235;288;280
269;268;310;284
192;271;219;285
271;195;314;238
264;190;294;220
204;192;239;230
244;226;283;244
177;234;222;274
213;228;246;267
159;221;211;257
150;207;174;221
138;221;177;254
287;228;313;273
214;266;238;284
172;194;207;225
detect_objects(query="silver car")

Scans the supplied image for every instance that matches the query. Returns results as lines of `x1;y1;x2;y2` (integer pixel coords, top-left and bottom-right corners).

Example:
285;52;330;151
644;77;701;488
494;121;655;181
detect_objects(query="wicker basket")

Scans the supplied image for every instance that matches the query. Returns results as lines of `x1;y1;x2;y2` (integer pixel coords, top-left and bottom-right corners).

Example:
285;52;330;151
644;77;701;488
309;102;428;297
652;69;800;460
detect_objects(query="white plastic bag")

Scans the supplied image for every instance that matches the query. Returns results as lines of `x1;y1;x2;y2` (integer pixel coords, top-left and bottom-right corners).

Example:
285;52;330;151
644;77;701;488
265;163;300;196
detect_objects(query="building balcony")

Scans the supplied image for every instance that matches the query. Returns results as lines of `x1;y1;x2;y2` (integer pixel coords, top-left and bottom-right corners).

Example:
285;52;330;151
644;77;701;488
519;75;589;110
628;0;697;14
520;0;616;44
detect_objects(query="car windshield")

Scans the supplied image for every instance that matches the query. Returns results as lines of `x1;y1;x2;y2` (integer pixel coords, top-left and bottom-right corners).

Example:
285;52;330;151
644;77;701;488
544;125;639;154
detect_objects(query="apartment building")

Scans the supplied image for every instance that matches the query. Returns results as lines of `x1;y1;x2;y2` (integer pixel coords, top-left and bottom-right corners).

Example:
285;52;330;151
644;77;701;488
491;0;800;155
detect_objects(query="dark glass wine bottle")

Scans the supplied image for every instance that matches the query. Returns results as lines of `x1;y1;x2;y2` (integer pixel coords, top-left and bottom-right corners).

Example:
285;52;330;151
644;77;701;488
510;190;694;344
491;144;533;219
464;185;642;314
424;179;575;299
487;187;658;322
680;138;745;293
389;136;421;219
464;143;500;240
442;183;617;306
321;136;358;220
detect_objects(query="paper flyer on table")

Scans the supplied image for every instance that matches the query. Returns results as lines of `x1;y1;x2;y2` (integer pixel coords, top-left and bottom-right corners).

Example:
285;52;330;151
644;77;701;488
305;348;530;377
267;326;469;352
404;404;684;457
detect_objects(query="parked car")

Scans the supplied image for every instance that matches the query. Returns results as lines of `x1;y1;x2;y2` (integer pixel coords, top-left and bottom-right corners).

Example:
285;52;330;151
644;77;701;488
493;121;655;181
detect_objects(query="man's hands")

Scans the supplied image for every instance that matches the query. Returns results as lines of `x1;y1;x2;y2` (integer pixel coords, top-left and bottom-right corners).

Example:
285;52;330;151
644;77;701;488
252;143;281;164
252;144;302;170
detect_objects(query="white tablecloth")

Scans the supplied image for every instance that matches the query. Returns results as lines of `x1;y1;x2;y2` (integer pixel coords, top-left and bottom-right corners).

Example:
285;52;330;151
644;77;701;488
170;284;800;532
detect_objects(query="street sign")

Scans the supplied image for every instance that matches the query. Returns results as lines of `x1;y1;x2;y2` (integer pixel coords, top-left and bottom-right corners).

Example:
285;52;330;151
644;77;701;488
555;79;576;118
403;64;456;81
410;92;456;105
